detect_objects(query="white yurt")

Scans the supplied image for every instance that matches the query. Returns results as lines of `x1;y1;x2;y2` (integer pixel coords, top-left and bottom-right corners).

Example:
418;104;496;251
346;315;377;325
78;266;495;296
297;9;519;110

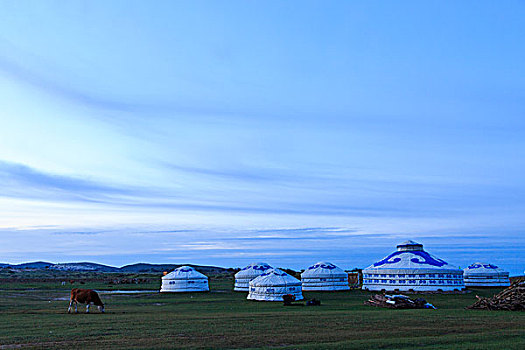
234;262;273;291
247;268;303;301
160;266;209;292
464;262;510;287
301;262;350;291
362;240;465;292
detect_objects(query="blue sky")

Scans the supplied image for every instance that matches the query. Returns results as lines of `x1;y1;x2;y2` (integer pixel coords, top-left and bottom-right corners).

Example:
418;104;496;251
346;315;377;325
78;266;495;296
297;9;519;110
0;1;524;274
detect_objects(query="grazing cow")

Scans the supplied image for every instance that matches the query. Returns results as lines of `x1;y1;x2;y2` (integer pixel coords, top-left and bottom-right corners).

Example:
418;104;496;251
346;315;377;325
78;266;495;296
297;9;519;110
68;289;105;313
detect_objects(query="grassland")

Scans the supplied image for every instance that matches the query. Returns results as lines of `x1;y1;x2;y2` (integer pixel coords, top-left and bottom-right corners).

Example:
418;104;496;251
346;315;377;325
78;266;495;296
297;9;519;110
0;272;524;349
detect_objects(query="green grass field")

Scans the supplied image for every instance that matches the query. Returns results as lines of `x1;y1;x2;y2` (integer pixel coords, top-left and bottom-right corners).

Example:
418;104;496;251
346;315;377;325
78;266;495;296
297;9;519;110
0;273;524;349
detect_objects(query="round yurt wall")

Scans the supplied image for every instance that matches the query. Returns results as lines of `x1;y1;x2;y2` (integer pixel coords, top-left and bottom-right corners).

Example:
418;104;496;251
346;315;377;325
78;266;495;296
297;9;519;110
464;262;510;287
248;268;303;301
301;262;349;291
160;266;209;292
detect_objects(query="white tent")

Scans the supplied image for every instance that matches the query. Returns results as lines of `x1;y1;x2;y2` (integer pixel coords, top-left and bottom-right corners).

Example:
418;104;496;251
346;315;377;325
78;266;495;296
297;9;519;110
160;266;209;292
234;262;273;291
362;240;465;292
248;268;303;301
301;262;350;291
464;262;510;287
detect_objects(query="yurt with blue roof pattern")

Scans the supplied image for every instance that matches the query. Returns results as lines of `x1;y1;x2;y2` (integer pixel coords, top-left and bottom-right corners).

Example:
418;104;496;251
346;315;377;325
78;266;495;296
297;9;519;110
301;262;350;291
362;241;465;292
234;262;273;291
464;262;510;287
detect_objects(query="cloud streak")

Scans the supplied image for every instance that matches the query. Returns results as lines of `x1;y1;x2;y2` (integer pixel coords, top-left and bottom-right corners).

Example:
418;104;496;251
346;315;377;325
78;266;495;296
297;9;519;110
0;48;276;123
2;158;525;221
0;54;148;113
0;160;137;203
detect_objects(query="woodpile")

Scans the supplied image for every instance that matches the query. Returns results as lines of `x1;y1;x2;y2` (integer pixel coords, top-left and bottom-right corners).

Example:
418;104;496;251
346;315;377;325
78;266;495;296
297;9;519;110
467;279;525;311
365;294;436;309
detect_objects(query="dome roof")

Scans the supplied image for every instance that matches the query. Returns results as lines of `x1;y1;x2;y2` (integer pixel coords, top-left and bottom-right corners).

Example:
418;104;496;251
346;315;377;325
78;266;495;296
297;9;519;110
464;262;508;275
162;266;207;280
364;241;461;273
301;262;347;278
396;240;424;251
249;268;301;287
235;262;273;279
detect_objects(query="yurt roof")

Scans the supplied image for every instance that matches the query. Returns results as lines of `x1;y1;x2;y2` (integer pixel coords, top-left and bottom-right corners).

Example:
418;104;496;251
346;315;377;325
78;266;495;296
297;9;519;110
364;241;461;273
464;262;508;274
235;262;273;278
163;266;207;280
399;240;420;245
396;240;424;251
301;262;347;278
249;268;301;287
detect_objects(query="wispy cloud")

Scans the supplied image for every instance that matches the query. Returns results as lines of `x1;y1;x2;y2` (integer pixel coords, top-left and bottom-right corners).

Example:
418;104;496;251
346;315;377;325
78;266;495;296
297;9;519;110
0;54;147;113
163;163;280;182
227;227;361;241
0;160;399;216
0;47;265;122
3;158;525;221
0;160;131;200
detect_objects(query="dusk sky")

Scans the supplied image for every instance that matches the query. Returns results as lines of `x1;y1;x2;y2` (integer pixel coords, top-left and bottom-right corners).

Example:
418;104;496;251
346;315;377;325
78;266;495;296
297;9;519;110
0;1;524;274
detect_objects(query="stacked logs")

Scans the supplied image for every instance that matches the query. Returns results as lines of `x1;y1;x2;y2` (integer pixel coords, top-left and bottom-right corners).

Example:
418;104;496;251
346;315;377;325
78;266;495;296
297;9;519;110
467;279;525;311
365;294;435;309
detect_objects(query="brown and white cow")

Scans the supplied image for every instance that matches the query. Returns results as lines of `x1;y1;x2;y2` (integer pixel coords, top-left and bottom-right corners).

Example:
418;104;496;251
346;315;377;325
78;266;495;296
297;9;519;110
68;288;105;313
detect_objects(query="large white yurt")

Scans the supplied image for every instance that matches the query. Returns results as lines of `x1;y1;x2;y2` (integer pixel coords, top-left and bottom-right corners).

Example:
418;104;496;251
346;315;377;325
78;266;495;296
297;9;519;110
301;262;350;291
464;262;510;287
160;266;209;292
362;240;465;292
247;268;303;301
234;262;273;291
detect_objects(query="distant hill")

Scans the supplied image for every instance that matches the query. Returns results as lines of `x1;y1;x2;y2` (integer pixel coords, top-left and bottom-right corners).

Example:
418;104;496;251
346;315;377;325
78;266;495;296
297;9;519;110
0;261;231;275
52;262;119;272
0;261;117;271
119;263;183;273
13;261;54;269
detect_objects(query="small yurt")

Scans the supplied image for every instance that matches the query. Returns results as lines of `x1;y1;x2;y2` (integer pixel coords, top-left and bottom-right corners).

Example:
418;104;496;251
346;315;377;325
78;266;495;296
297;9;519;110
234;262;273;291
301;262;350;291
247;268;303;301
362;240;464;292
160;266;209;292
464;262;510;287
